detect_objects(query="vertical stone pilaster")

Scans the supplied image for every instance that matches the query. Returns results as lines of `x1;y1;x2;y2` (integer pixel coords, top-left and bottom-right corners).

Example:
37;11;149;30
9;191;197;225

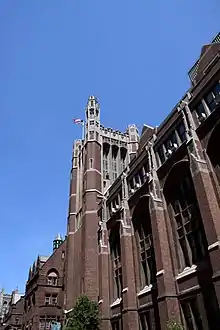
187;136;220;253
120;222;139;330
148;144;181;329
65;140;81;310
98;219;111;330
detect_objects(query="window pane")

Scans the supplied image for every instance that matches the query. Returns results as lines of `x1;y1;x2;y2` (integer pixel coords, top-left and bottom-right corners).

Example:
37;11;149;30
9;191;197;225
196;102;205;116
205;92;216;112
181;302;195;330
213;82;220;96
157;146;165;164
177;123;187;143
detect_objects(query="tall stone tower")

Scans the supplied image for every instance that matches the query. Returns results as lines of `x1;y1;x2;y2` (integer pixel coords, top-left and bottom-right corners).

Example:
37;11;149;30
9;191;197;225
65;96;139;310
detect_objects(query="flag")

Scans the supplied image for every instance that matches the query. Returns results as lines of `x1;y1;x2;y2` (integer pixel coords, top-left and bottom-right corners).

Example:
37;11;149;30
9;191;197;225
73;118;84;125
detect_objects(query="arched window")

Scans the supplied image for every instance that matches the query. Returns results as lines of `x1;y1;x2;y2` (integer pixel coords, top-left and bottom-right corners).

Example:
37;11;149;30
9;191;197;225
47;270;58;286
132;196;156;288
109;223;122;299
207;119;220;184
164;161;208;270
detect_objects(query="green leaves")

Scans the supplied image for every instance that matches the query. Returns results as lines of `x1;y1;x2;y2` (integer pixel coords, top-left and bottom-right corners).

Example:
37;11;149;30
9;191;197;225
65;295;100;330
167;320;184;330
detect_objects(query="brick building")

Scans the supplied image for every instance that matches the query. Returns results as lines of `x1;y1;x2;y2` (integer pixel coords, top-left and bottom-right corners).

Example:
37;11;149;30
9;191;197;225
3;290;24;330
65;33;220;330
4;33;220;330
22;235;66;330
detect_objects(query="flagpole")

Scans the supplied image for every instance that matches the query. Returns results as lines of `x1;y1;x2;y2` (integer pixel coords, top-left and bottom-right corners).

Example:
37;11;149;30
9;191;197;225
82;121;85;141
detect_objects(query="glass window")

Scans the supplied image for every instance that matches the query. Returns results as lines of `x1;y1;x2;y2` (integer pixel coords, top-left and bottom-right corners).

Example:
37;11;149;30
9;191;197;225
137;222;156;287
171;175;207;269
140;311;152;330
205;92;216;112
51;295;57;305
181;298;203;330
45;295;50;305
110;229;122;299
177;122;187;143
111;320;121;330
213;81;220;96
196;102;205;117
157;146;165;164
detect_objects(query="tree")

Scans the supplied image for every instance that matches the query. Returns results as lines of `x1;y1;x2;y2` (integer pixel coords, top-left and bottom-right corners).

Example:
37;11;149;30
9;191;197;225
167;320;184;330
65;295;100;330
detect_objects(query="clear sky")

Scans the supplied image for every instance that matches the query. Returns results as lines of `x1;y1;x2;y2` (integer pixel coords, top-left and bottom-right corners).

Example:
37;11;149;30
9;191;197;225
0;0;219;293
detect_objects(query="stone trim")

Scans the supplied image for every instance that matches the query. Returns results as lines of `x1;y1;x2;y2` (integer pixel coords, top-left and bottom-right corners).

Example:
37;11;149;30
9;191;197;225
156;269;165;277
84;168;102;176
176;265;197;280
208;240;220;251
137;284;152;297
110;298;122;308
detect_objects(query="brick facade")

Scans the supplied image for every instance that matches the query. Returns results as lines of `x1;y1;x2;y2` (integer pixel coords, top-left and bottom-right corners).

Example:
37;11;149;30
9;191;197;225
22;238;66;330
65;34;220;330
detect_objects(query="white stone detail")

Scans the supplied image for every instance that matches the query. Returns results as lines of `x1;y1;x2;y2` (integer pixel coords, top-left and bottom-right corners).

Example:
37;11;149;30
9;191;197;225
156;269;165;277
110;297;122;307
176;265;197;280
137;284;152;297
208;241;220;251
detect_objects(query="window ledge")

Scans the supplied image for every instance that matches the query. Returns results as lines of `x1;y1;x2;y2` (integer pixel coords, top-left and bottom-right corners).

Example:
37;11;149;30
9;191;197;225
110;298;122;308
176;265;197;280
156;269;165;277
208;240;220;251
137;284;152;297
122;287;128;293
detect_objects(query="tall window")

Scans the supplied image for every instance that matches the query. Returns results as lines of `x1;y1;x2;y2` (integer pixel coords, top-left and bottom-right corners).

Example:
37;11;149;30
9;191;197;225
112;145;118;181
120;147;127;173
110;227;122;299
103;143;109;180
139;311;152;330
170;173;207;269
181;298;203;330
138;226;156;287
111;319;122;330
207;120;220;185
135;214;156;287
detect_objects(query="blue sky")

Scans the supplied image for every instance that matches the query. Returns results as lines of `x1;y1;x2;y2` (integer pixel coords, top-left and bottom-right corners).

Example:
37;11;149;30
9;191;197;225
0;0;219;293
